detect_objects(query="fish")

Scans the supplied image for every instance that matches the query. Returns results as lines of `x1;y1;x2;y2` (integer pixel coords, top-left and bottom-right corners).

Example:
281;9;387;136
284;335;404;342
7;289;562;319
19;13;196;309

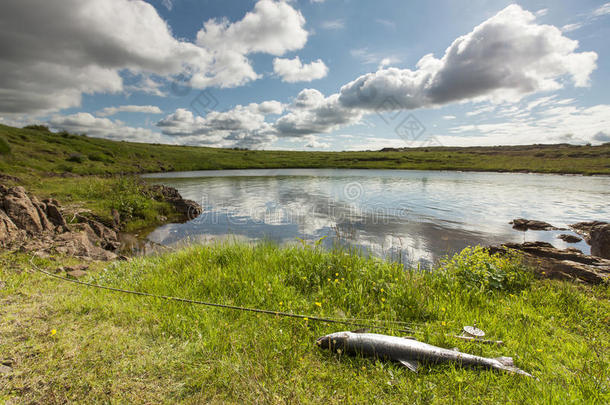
316;330;532;377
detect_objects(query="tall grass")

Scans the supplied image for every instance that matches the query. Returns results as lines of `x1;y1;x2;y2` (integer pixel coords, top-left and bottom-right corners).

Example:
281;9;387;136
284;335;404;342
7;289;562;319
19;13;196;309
1;244;607;403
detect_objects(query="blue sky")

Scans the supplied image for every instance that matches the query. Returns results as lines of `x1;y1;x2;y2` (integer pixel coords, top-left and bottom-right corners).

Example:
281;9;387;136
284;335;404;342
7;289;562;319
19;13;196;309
0;0;608;150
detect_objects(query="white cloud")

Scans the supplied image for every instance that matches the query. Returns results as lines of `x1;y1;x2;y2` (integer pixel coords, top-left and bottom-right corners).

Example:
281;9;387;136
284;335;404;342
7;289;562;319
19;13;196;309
274;89;362;137
304;135;330;149
273;57;328;83
535;9;548;17
351;48;401;67
375;19;396;30
49;113;165;143
161;0;173;11
97;105;163;117
377;57;400;70
466;105;496;116
0;0;215;115
593;2;610;17
125;76;167;97
562;22;584;32
157;102;283;148
189;0;310;89
320;19;345;30
561;2;610;32
444;103;610;146
0;0;311;115
339;5;597;111
442;115;456;120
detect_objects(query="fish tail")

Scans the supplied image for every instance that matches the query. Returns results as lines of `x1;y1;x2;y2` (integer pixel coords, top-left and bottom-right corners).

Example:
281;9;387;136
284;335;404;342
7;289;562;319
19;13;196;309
494;357;533;378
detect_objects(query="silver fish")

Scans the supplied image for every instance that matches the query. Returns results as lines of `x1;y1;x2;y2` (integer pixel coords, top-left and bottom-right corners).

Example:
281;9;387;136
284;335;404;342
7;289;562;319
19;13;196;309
316;331;532;377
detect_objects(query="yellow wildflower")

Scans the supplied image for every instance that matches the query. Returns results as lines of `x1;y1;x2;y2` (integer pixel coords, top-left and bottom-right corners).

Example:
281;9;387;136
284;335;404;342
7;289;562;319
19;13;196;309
50;329;57;336
315;302;322;307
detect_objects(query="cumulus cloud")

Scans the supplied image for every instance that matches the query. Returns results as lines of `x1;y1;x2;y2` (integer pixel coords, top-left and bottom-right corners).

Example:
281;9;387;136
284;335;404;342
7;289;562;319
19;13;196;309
157;102;283;148
0;0;310;115
0;0;215;115
49;113;165;143
338;5;597;111
192;0;308;88
273;57;328;82
274;89;362;136
97;105;163;117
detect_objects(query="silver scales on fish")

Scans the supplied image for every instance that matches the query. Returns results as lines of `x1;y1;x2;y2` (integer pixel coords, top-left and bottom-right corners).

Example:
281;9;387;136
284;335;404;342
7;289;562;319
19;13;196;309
316;325;533;377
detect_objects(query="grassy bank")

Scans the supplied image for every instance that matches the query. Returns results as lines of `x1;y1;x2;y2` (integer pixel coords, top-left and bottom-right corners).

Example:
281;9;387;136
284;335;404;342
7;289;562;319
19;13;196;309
1;244;608;403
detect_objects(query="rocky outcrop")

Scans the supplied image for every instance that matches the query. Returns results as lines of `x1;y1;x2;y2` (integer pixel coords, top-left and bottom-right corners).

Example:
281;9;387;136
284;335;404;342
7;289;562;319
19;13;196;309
149;184;202;220
590;224;610;259
0;185;119;260
569;221;610;259
489;241;609;285
509;218;563;231
0;186;54;235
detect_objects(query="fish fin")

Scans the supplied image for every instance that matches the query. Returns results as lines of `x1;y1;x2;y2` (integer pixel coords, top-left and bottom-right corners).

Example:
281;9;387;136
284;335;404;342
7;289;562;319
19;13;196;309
351;328;369;333
397;358;419;373
494;356;514;367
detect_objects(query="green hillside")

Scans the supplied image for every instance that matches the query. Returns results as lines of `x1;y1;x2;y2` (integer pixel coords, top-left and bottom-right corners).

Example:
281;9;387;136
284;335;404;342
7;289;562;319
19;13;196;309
1;124;609;177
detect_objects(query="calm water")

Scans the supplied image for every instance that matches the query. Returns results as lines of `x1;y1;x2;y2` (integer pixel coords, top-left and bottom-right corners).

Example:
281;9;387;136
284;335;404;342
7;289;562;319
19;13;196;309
143;169;610;266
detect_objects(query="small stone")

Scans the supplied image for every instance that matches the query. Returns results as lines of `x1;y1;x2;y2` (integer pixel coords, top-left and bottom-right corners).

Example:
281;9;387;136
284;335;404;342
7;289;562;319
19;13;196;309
0;364;12;374
66;269;87;278
557;234;582;243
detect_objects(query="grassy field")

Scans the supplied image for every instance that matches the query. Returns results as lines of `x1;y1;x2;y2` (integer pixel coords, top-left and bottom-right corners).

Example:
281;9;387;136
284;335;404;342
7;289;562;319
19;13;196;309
1;244;608;403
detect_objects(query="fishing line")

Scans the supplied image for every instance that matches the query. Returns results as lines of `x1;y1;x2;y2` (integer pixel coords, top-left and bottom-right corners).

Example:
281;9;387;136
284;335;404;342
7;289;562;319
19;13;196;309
28;258;418;334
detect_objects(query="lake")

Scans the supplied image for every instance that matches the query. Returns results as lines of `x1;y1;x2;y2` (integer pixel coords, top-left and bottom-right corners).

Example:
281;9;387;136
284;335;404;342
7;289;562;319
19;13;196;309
143;169;610;266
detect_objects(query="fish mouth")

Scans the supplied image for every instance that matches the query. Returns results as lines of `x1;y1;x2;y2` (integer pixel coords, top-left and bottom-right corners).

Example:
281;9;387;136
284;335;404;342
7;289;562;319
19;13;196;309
316;335;331;350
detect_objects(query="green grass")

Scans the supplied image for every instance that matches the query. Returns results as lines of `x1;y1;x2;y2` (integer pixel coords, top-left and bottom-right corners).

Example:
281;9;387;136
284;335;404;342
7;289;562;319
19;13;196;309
1;244;608;403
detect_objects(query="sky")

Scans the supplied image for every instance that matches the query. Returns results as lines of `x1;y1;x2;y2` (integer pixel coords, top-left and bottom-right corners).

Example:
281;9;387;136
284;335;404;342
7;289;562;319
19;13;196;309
0;0;609;151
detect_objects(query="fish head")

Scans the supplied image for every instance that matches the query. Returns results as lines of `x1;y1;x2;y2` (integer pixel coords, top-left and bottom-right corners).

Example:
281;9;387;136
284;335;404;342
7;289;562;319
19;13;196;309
316;331;350;352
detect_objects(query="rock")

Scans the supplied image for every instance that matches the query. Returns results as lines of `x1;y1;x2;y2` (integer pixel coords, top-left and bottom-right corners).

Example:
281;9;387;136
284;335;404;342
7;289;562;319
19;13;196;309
149;184;202;220
0;186;53;234
590;224;610;259
569;221;607;242
43;198;68;229
489;241;610;285
510;218;563;231
0;208;22;244
65;264;89;272
66;269;87;278
54;223;117;261
0;364;12;374
557;234;582;243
